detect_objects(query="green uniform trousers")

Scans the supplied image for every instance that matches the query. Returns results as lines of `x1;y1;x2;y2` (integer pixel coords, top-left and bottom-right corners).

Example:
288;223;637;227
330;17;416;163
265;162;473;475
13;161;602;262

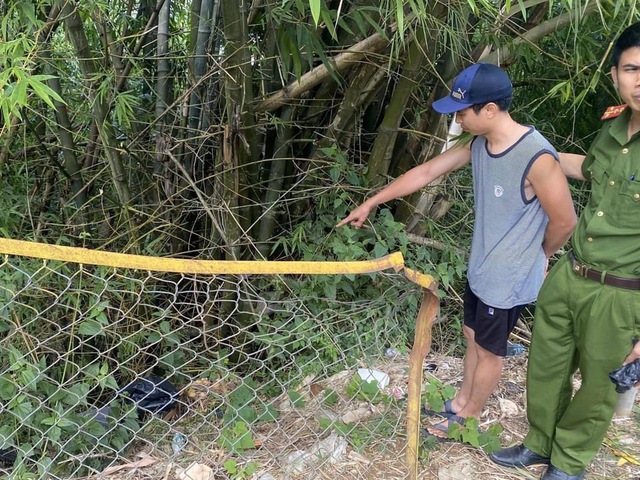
523;254;638;475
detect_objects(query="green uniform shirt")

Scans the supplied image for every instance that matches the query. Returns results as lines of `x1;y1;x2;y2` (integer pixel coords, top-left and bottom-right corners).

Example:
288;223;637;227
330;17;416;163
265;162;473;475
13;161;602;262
574;107;640;277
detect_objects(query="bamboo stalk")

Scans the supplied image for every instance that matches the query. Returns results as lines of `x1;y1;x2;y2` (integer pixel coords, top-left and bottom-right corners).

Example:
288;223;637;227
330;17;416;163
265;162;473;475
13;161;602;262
406;285;439;480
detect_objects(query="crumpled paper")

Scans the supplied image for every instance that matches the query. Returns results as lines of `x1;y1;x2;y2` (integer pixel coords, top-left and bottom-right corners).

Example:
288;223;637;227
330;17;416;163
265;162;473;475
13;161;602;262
176;463;215;480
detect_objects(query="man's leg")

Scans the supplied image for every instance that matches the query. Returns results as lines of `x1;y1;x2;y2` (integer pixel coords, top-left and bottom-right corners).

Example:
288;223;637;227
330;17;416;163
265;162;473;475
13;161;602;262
427;285;516;436
456;342;502;418
452;324;478;412
547;278;636;474
490;258;577;469
431;283;478;415
457;286;523;419
427;338;503;437
523;256;578;458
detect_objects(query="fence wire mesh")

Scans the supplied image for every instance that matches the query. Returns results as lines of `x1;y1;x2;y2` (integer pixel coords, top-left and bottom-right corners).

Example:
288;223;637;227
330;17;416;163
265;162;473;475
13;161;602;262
0;247;436;480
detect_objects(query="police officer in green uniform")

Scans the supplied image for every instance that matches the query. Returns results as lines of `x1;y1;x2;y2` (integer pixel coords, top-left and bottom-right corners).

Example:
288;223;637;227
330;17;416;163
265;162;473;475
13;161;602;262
490;23;640;480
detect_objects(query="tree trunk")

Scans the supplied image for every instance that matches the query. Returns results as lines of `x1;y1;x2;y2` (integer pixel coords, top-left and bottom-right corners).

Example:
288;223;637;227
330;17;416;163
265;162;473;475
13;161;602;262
365;6;447;186
256;105;295;256
60;1;132;214
220;0;258;255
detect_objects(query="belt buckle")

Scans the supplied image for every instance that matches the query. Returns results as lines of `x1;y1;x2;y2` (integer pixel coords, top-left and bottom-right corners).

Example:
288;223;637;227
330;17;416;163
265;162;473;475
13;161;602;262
573;262;589;278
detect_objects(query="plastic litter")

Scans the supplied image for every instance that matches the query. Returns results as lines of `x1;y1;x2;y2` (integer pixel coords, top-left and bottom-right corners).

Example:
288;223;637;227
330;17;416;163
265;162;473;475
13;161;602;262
424;363;438;372
83;405;112;428
176;462;214;480
383;386;405;400
609;359;640;393
506;341;526;356
172;432;188;454
122;375;178;417
283;433;347;474
356;369;389;389
0;448;16;467
615;386;638;417
385;347;400;358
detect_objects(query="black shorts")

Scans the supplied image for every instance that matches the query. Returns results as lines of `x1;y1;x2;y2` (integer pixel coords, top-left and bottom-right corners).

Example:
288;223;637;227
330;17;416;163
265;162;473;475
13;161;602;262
463;283;525;357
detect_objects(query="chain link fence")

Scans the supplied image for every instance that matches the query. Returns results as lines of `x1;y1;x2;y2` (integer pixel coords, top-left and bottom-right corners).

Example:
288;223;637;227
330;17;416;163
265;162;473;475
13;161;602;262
0;240;437;480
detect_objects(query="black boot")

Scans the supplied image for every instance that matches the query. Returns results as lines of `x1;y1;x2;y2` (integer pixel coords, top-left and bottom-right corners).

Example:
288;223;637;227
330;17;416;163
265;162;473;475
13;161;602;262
541;465;585;480
490;444;550;468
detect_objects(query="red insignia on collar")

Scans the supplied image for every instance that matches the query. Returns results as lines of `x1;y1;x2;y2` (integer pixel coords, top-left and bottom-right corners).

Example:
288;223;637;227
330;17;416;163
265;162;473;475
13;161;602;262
601;104;627;120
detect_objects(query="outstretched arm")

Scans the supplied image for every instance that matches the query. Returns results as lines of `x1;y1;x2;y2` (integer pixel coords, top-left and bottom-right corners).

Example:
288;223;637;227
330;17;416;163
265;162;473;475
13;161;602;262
528;154;578;258
337;144;472;228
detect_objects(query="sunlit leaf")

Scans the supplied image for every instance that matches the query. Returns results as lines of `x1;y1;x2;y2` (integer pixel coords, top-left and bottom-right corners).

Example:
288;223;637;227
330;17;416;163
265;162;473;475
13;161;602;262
309;0;321;27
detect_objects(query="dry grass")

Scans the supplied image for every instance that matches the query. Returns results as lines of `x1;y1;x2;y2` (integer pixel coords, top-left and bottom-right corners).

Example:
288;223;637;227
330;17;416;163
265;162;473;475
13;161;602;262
79;353;639;480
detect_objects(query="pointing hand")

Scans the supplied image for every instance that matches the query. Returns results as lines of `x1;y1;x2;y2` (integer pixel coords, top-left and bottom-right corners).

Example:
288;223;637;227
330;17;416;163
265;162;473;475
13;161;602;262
336;204;373;228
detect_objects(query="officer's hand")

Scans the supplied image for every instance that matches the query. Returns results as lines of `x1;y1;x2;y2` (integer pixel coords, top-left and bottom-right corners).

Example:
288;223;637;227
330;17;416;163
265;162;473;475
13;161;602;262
623;341;640;364
623;341;640;387
336;204;373;229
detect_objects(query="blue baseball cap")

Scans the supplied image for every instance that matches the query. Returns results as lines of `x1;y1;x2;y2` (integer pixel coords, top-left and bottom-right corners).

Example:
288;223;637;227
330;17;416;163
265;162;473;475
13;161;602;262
432;63;512;114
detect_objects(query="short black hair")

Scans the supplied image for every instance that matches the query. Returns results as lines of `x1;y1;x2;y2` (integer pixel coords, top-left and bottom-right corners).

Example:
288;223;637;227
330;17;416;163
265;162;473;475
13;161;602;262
471;96;512;113
612;23;640;67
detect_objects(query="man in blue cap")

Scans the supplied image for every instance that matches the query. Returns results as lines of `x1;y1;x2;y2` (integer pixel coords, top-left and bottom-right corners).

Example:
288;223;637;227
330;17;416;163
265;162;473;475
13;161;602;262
337;63;577;439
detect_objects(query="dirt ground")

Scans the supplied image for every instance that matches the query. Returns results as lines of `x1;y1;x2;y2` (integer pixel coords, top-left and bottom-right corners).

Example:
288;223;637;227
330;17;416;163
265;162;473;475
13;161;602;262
80;352;639;480
414;354;639;480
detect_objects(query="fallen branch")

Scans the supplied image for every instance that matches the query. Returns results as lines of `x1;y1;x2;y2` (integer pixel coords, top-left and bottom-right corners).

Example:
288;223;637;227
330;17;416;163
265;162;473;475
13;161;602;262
254;20;407;113
406;233;467;258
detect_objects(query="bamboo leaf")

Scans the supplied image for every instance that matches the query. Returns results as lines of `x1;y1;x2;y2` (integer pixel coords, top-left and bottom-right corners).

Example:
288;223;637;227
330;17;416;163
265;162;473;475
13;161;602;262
277;26;292;74
336;15;354;36
361;10;388;40
395;0;404;41
320;8;337;40
12;79;28;108
113;91;140;129
78;320;105;336
26;75;65;108
309;0;321;27
516;0;527;20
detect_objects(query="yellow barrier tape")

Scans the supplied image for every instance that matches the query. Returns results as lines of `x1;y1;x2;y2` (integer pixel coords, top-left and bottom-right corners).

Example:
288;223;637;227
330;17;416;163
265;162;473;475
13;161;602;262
0;237;438;479
0;238;436;290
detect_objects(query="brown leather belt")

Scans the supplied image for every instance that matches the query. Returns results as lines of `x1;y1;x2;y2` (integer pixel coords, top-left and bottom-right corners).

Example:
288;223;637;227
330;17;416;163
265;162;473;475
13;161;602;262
568;251;640;290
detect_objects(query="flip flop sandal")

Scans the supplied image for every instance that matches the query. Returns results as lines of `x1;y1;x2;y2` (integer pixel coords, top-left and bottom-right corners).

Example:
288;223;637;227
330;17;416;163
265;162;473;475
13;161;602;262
422;399;457;418
421;415;465;443
422;415;482;443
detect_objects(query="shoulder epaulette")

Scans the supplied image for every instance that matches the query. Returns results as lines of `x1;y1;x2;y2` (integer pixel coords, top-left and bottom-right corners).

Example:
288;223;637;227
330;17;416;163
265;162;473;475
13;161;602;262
601;104;627;120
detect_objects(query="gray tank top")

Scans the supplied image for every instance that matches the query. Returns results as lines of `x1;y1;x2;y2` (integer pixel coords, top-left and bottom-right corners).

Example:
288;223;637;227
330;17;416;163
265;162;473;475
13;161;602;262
467;127;557;309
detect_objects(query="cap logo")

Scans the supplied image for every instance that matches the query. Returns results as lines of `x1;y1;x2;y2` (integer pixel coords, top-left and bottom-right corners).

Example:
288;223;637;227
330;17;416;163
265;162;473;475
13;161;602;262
451;88;466;100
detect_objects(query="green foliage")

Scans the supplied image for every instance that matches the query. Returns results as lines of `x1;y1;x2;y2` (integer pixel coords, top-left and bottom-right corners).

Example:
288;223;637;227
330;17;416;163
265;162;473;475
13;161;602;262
323;388;339;406
308;0;322;27
318;410;401;450
345;375;385;403
319;417;357;436
217;380;281;454
288;390;307;408
0;3;64;124
422;379;503;451
448;417;504;452
223;458;259;479
256;403;280;422
422;377;456;416
0;345;137;476
218;421;256;453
